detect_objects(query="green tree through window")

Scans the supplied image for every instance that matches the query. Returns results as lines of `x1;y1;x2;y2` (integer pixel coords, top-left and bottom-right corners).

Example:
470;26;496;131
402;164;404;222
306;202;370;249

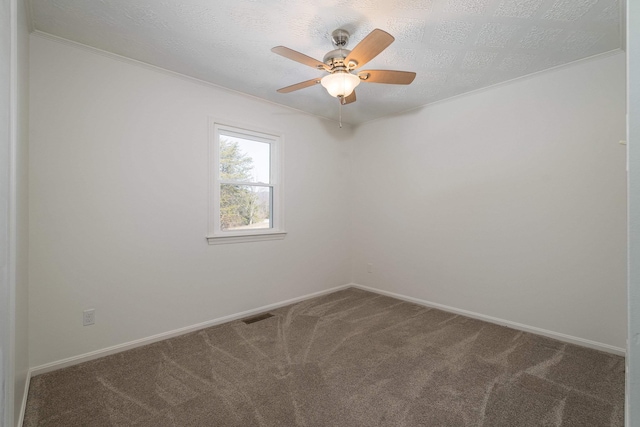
219;139;268;230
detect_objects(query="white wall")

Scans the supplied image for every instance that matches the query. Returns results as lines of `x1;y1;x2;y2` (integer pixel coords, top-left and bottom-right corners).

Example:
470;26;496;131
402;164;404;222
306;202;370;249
1;0;29;425
627;0;640;422
14;0;29;423
28;34;353;368
0;0;12;423
351;52;627;349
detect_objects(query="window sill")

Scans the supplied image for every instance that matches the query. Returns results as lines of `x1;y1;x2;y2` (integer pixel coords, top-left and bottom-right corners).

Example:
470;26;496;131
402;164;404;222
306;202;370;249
206;231;287;245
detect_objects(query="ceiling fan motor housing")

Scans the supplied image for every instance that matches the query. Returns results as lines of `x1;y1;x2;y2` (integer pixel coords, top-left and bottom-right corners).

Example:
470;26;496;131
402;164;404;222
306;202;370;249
323;49;349;70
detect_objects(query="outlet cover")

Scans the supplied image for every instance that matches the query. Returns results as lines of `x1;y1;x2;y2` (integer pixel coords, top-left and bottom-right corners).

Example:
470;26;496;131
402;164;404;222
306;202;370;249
83;309;95;326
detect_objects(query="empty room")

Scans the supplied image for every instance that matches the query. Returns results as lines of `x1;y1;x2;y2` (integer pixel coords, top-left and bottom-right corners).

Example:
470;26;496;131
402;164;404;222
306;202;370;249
2;0;640;426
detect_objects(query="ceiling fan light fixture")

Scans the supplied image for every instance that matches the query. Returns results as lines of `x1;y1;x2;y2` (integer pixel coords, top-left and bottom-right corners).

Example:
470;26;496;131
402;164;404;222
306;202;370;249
321;71;360;98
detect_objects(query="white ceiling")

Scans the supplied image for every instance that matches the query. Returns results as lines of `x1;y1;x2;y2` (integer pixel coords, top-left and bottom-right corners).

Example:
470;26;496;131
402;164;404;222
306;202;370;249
28;0;622;125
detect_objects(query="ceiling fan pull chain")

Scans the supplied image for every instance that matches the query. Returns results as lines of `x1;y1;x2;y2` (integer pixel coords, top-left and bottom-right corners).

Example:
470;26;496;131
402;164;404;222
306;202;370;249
339;101;343;128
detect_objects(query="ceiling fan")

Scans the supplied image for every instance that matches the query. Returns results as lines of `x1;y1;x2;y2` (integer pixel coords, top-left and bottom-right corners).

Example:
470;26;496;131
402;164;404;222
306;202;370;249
272;28;416;105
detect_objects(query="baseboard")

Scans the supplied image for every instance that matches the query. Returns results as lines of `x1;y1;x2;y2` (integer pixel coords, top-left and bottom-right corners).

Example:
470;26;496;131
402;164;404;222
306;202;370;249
29;283;353;377
349;283;626;356
25;281;625;392
16;372;30;427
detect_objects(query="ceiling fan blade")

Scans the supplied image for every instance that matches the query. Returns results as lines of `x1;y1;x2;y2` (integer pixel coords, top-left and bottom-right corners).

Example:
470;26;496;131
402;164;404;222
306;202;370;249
345;29;394;69
341;90;356;105
276;78;321;93
271;46;327;70
358;70;416;85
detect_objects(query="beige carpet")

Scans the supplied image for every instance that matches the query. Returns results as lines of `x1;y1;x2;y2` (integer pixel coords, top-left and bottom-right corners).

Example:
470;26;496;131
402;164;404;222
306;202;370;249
24;288;625;426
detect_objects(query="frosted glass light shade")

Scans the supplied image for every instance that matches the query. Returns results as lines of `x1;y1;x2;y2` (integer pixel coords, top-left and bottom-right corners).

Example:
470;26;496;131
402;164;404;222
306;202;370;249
321;72;361;98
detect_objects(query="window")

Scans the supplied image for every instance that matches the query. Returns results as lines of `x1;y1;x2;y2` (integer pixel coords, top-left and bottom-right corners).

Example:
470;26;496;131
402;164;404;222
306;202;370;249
208;120;285;244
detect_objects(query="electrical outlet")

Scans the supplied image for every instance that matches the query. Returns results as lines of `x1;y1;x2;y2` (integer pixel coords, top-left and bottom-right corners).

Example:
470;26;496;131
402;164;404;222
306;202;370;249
83;309;95;326
367;263;373;273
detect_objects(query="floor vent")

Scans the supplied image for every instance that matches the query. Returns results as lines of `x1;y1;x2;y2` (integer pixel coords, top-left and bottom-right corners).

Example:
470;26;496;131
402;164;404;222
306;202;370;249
242;313;274;324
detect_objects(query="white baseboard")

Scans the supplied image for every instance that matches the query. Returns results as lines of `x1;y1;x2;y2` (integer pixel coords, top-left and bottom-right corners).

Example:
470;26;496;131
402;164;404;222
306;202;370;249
349;283;626;356
28;283;352;378
16;373;30;427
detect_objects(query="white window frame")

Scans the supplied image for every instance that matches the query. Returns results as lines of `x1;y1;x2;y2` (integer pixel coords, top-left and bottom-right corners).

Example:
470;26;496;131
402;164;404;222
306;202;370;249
207;119;286;245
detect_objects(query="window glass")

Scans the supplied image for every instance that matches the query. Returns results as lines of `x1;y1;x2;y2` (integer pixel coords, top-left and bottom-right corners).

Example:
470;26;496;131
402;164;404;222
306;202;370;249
220;184;271;231
219;135;271;184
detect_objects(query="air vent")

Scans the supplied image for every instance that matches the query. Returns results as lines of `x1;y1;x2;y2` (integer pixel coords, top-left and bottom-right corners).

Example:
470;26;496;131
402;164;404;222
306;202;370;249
242;313;274;324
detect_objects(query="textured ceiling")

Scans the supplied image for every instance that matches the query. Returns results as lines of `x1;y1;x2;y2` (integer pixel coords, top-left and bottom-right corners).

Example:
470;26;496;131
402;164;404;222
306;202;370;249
28;0;622;124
